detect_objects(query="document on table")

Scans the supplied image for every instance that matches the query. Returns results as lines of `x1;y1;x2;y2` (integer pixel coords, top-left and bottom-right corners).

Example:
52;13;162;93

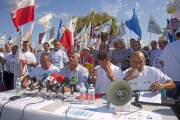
0;93;14;103
8;97;54;110
138;91;162;104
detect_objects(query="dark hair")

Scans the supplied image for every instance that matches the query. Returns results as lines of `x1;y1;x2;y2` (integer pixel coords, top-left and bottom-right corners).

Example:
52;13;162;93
132;41;141;49
12;45;18;49
5;43;11;47
97;50;110;61
53;40;60;44
23;41;29;45
176;32;180;38
44;42;49;47
130;38;135;42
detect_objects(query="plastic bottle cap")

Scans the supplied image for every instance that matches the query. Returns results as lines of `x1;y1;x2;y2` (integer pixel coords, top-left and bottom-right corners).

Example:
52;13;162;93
90;84;93;87
81;83;84;86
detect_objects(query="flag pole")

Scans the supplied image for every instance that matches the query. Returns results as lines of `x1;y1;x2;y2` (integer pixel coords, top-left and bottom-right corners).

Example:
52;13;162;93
150;32;151;41
30;21;35;48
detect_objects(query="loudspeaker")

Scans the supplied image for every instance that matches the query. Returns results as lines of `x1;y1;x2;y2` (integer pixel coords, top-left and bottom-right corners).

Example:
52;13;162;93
106;79;132;106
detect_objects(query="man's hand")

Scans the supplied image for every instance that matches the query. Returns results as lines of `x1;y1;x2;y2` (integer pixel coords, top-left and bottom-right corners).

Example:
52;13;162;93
150;82;164;92
8;71;10;74
92;69;97;80
105;67;112;78
24;60;29;65
22;80;29;89
64;86;71;92
124;69;139;81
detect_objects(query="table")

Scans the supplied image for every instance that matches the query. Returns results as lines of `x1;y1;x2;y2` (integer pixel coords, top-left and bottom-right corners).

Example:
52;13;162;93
0;89;178;120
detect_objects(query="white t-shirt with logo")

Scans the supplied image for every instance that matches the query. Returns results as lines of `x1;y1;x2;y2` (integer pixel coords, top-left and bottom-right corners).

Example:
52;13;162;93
0;53;4;72
119;66;171;91
153;49;163;72
160;40;180;82
29;64;59;82
35;50;50;66
49;49;69;70
94;63;122;93
3;51;12;71
22;51;36;73
6;54;16;73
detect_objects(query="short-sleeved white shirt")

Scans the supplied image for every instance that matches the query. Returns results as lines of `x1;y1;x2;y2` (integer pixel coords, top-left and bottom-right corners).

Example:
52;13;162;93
153;49;163;72
49;49;69;70
160;40;180;81
29;64;59;82
6;54;16;73
3;51;12;71
0;53;4;72
119;66;171;91
22;51;36;73
94;63;122;93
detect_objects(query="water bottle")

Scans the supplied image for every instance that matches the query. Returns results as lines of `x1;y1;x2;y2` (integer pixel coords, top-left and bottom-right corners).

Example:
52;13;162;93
16;78;21;94
79;83;86;102
88;84;95;104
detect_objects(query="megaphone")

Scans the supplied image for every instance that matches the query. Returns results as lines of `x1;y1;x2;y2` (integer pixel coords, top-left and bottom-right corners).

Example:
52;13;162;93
106;79;132;106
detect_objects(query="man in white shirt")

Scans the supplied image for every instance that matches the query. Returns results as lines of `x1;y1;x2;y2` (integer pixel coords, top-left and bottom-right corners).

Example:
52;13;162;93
22;53;59;88
88;50;122;93
119;51;175;92
0;51;4;91
148;40;159;66
6;45;18;90
160;27;180;100
55;50;89;92
35;42;50;66
49;40;69;71
153;36;168;72
0;44;12;91
22;41;36;73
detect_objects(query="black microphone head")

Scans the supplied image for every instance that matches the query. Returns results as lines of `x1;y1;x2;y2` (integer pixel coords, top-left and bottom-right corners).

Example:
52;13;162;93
63;77;70;85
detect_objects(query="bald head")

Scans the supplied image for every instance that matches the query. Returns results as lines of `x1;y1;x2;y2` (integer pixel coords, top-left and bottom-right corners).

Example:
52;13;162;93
130;51;146;72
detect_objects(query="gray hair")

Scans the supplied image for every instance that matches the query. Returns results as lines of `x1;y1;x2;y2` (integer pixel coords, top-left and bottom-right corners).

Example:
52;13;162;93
41;53;51;61
70;50;80;58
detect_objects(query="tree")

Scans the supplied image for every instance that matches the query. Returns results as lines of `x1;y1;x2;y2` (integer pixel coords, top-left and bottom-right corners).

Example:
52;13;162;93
73;10;118;43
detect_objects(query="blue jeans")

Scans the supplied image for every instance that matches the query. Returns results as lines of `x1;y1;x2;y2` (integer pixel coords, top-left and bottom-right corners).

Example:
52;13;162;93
0;72;2;92
166;81;180;100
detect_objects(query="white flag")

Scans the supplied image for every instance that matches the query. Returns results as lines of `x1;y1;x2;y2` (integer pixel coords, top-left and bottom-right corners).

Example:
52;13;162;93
94;38;101;51
0;35;5;45
75;25;86;40
109;37;119;48
94;19;112;35
85;21;92;41
16;26;23;45
116;18;126;39
41;33;46;44
167;0;180;19
22;21;34;42
72;17;78;32
38;13;52;31
81;33;88;51
147;15;163;34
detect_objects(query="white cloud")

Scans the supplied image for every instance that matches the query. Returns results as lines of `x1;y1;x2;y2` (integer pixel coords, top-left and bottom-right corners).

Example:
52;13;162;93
35;11;71;19
124;4;127;7
90;7;95;12
135;2;145;16
5;0;16;4
35;0;51;9
136;2;140;10
101;0;122;15
156;7;165;11
125;9;133;18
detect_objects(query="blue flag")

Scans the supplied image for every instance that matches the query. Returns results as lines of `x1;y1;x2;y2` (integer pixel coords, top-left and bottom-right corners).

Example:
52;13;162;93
57;19;62;40
125;9;142;39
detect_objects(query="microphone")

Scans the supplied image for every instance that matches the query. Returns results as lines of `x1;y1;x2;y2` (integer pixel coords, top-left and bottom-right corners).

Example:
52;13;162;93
46;72;58;92
70;76;78;94
55;77;70;94
36;71;52;87
53;74;65;90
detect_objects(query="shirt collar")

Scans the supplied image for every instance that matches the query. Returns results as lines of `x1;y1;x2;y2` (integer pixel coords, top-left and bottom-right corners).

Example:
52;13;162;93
68;64;80;72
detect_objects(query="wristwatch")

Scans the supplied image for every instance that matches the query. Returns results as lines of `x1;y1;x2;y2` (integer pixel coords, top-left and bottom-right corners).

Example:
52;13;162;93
109;75;113;80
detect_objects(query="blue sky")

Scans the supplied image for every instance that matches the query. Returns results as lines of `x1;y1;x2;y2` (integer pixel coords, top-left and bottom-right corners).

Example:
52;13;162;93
0;0;171;48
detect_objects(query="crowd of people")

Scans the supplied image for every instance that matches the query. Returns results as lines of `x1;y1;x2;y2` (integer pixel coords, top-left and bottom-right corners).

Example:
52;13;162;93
0;28;179;103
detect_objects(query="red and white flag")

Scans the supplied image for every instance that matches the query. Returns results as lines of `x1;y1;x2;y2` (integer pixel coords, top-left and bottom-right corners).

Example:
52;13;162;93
8;0;35;32
60;18;74;56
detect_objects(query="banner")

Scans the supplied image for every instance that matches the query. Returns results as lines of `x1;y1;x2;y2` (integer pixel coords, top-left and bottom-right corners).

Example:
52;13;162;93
116;18;126;39
22;21;34;41
108;35;116;44
39;33;46;44
167;0;180;19
170;18;180;35
49;26;55;41
80;64;94;75
92;26;101;39
94;19;112;35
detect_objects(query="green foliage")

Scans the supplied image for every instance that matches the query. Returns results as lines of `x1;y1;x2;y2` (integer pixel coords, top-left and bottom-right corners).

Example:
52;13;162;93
73;10;118;43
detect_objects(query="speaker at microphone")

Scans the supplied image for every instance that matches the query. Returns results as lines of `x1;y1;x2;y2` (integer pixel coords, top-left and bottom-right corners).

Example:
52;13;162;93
106;79;132;106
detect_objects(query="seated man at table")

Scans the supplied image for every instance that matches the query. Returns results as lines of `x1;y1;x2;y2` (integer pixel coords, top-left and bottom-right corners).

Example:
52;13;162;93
119;51;175;91
88;50;122;93
22;53;59;88
56;50;89;92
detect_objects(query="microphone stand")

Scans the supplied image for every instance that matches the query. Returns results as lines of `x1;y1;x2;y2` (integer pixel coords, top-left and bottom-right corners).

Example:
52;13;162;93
62;86;65;101
131;91;142;108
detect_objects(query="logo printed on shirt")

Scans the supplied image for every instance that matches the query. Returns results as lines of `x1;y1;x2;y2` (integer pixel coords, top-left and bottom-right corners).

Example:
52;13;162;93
129;82;137;85
142;81;151;84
